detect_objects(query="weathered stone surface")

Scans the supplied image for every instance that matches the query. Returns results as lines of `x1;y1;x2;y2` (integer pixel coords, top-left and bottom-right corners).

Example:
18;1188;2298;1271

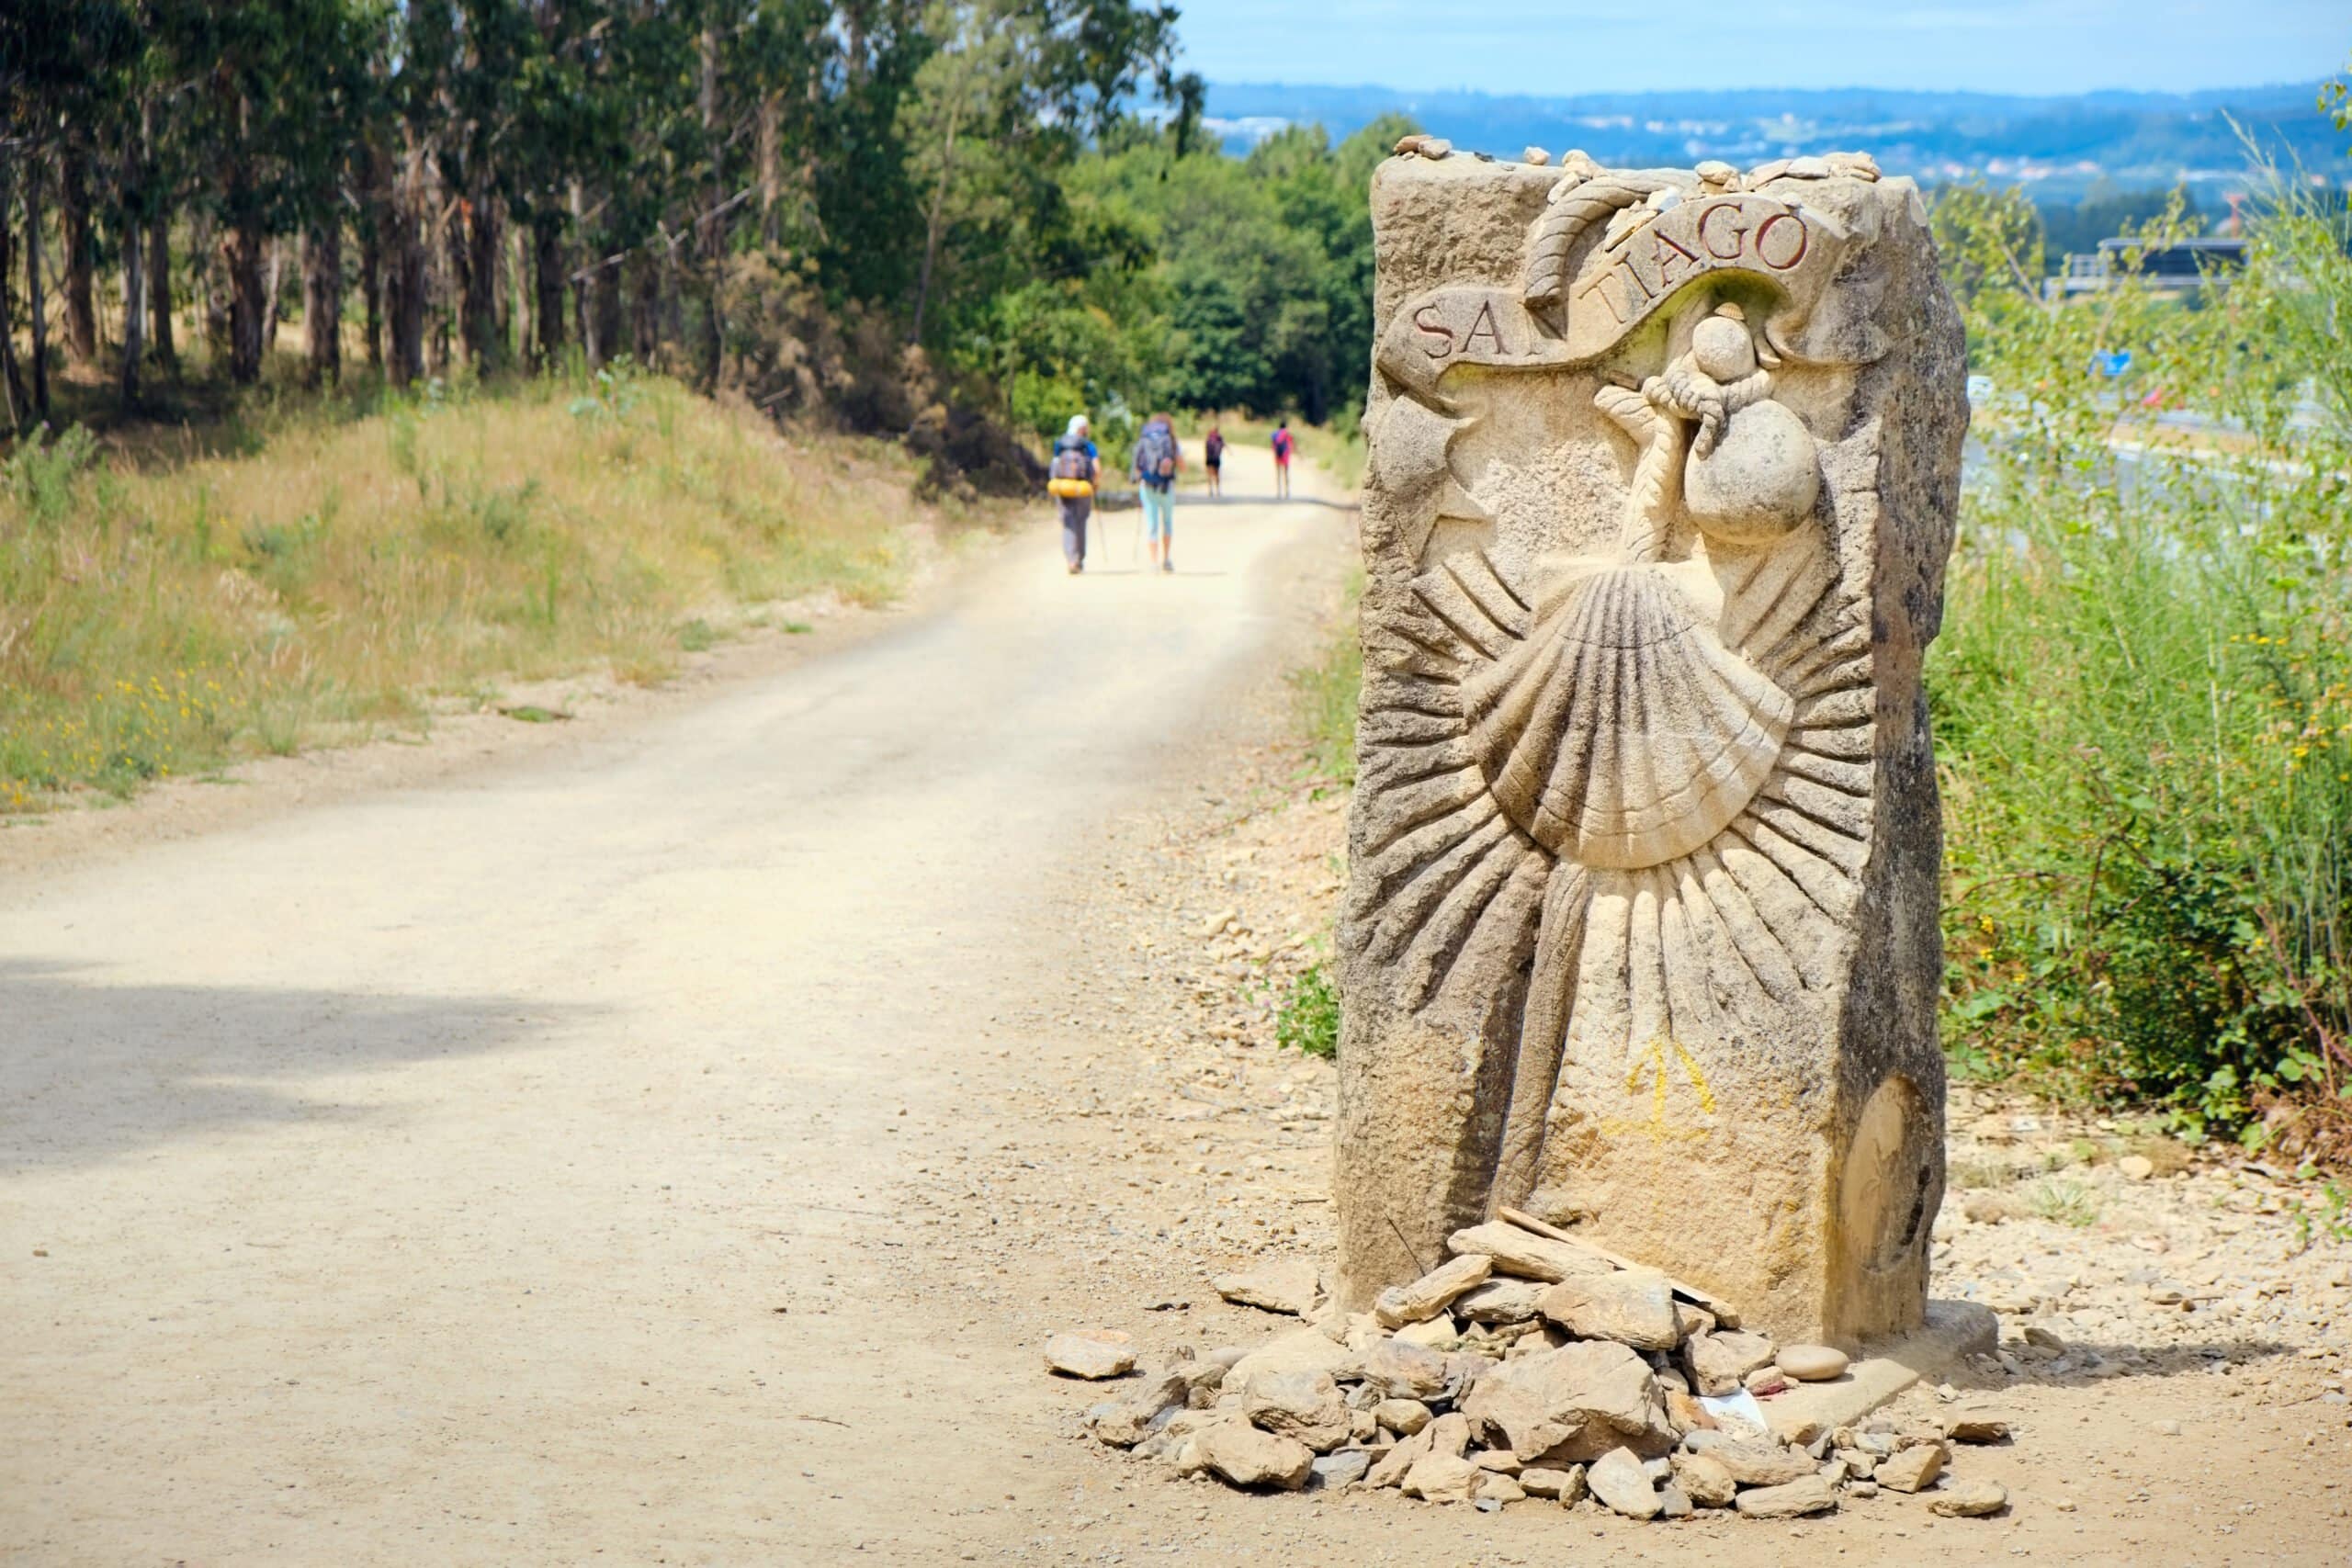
1672;1450;1738;1506
1455;1278;1550;1324
1445;1221;1614;1282
1943;1410;2011;1444
1244;1371;1351;1452
1225;1329;1352;1396
1196;1421;1315;1490
1423;1410;1473;1458
1874;1438;1947;1493
1309;1449;1372;1491
1709;1439;1818;1488
1518;1464;1582;1498
1402;1451;1482;1503
1355;1337;1453;1400
1735;1474;1838;1518
1460;1339;1671;1463
1777;1344;1850;1382
1392;1313;1460;1350
1088;1370;1189;1446
1929;1480;2008;1517
1336;151;1964;1348
1376;1252;1494;1327
1474;1471;1528;1506
1688;1330;1779;1395
1045;1330;1136;1380
1539;1271;1681;1350
1587;1447;1662;1519
1214;1260;1321;1317
1658;1482;1694;1518
1374;1397;1433;1436
1364;1422;1435;1489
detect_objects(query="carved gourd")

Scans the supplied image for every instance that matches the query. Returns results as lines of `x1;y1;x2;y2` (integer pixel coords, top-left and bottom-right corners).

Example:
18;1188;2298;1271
1679;311;1820;545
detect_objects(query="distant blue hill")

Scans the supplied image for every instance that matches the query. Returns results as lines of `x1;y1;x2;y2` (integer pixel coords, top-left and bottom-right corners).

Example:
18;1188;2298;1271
1202;81;2350;197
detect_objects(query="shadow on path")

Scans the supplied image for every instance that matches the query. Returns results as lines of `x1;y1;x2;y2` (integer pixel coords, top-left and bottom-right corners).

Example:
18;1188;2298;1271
0;958;592;1169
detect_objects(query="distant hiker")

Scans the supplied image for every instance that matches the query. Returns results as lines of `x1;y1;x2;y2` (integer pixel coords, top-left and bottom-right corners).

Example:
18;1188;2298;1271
1203;424;1225;498
1133;412;1182;573
1048;414;1100;574
1272;419;1295;500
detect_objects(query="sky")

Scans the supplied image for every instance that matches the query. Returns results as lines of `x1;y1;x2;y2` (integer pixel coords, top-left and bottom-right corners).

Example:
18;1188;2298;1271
1170;0;2347;97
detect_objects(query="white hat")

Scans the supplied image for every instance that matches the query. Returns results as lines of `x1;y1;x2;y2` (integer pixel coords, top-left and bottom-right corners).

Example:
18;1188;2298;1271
1067;413;1091;436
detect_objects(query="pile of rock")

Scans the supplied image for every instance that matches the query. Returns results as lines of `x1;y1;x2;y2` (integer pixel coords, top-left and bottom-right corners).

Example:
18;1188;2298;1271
1062;1211;2008;1521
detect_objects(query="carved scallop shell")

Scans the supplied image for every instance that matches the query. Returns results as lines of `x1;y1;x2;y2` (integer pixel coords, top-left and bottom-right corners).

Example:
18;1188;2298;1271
1460;561;1792;870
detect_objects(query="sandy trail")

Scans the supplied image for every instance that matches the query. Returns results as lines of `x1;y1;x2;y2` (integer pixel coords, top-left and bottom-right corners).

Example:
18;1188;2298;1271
1;446;1335;1563
6;439;2346;1567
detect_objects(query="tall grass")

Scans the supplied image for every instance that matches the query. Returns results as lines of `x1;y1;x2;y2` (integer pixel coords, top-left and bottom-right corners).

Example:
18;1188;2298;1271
1290;566;1363;785
1;367;933;809
1931;181;2352;1151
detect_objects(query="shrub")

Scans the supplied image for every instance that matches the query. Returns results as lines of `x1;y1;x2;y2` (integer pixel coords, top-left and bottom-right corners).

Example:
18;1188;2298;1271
1277;962;1340;1058
1931;175;2352;1154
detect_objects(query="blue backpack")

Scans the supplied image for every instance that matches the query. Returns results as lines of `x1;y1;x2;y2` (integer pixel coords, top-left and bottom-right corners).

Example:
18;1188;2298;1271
1136;423;1178;482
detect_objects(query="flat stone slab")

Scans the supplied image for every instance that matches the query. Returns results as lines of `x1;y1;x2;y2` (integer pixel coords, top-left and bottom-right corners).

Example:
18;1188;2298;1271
1760;1300;1996;1439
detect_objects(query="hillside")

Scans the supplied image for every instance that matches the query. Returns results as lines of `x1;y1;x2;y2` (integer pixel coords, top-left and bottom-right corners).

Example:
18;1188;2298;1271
1204;79;2348;197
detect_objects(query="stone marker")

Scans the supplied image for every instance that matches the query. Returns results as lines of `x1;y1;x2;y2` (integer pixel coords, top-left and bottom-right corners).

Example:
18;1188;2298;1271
1337;147;1964;1347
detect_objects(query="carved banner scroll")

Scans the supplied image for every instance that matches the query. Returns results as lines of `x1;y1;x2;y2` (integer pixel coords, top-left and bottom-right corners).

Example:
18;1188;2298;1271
1339;151;1967;1348
1374;193;1849;402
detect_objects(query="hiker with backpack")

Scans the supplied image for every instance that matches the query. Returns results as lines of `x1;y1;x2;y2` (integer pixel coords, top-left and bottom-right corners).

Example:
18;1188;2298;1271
1047;414;1100;574
1272;419;1295;500
1132;412;1182;574
1203;424;1225;498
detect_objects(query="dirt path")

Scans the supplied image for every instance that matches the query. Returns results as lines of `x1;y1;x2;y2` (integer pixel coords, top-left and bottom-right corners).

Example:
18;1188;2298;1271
5;442;2346;1565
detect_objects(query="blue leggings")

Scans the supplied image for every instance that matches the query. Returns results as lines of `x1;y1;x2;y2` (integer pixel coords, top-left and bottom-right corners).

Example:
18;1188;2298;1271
1140;485;1174;542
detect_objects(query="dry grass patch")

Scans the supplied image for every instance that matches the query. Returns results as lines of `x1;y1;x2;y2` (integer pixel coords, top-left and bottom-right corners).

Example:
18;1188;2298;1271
2;369;957;808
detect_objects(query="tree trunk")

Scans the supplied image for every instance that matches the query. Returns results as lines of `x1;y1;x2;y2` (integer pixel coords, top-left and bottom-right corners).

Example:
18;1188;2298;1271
628;252;659;364
228;220;266;384
0;164;28;430
119;208;145;404
261;237;284;358
189;210;228;360
911;100;963;346
697;21;723;388
304;220;342;387
59;147;98;366
591;251;622;369
358;218;382;370
532;218;566;368
147;212;176;373
385;158;425;387
26;156;51;419
460;191;502;372
757;95;780;245
118;103;150;403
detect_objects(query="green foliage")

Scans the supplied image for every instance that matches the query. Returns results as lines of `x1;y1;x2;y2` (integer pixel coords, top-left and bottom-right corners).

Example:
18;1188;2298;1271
3;425;103;528
1276;961;1340;1059
1290;569;1363;784
1930;175;2352;1144
1069;114;1410;423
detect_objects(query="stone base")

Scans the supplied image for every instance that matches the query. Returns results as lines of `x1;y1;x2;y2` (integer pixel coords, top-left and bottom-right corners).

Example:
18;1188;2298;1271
1761;1301;1997;1439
